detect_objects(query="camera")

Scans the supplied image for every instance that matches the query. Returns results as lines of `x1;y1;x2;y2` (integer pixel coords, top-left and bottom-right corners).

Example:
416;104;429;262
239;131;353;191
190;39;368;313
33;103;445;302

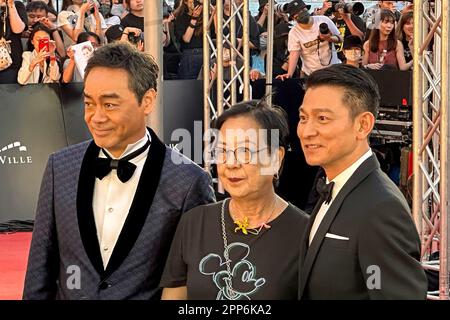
274;3;289;14
319;22;330;35
329;1;365;16
325;0;339;16
343;2;365;16
128;32;144;44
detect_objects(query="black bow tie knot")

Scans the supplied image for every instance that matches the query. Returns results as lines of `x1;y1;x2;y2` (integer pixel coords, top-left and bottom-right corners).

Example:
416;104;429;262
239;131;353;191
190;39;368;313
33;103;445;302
316;177;335;205
94;139;150;183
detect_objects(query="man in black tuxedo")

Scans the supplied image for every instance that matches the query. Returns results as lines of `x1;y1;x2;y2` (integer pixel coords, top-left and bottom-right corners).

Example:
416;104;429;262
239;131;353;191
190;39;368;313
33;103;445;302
297;64;427;299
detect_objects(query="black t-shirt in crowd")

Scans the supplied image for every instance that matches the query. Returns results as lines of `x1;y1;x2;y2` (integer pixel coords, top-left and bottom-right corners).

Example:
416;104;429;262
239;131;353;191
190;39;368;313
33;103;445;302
121;12;144;31
174;11;203;50
334;14;366;59
222;11;260;57
160;200;309;300
0;1;28;71
402;38;412;63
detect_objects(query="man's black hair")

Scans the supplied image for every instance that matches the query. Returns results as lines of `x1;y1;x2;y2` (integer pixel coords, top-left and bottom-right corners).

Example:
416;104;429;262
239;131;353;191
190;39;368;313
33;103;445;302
26;1;49;13
306;64;380;119
77;31;101;45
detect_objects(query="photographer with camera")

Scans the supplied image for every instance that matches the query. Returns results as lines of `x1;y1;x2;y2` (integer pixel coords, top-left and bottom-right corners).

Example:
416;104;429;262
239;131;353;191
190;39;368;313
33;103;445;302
276;0;341;80
0;0;27;84
330;1;366;61
256;0;289;32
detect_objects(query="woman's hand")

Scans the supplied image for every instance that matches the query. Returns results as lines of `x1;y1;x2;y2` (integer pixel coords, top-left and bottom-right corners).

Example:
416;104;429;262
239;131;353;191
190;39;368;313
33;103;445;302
124;27;142;36
163;12;175;24
93;3;101;21
38;17;57;30
66;47;75;60
365;63;383;70
408;36;414;51
30;50;50;71
276;73;291;81
48;40;56;55
250;69;262;81
80;1;94;14
262;3;269;16
191;5;202;18
6;0;15;9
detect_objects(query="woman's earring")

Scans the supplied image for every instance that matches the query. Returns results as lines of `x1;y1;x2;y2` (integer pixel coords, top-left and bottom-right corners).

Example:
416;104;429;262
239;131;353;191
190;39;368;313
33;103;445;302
274;171;280;181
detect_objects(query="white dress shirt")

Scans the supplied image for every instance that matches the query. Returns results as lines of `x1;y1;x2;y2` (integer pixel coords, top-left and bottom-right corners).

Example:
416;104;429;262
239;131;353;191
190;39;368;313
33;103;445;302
309;149;373;245
93;132;151;269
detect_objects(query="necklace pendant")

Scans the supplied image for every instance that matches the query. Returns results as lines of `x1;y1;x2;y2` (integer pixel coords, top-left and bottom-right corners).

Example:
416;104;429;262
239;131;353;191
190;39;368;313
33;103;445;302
234;217;249;234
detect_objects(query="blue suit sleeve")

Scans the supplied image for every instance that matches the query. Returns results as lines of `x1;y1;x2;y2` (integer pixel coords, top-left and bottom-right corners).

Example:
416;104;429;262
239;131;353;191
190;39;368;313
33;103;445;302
23;154;60;300
181;169;216;214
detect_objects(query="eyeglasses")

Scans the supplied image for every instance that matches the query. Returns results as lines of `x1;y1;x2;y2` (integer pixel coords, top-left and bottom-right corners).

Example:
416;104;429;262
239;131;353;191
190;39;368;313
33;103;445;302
212;147;269;164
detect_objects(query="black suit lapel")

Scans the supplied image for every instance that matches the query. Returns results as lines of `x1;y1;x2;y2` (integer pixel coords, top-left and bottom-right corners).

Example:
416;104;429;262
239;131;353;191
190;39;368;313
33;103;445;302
104;128;166;279
298;154;380;298
77;128;167;280
77;140;104;276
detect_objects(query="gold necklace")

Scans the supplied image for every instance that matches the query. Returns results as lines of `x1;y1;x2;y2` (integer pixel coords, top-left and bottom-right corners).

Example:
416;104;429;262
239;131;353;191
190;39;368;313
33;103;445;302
231;197;278;235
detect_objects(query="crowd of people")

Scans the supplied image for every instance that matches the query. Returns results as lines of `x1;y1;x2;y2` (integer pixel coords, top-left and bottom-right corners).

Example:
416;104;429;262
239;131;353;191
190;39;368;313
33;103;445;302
0;0;159;84
0;0;414;85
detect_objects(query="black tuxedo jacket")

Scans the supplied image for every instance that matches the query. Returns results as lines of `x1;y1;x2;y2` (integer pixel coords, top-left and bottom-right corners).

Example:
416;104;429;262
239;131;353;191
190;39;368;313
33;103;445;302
299;154;427;299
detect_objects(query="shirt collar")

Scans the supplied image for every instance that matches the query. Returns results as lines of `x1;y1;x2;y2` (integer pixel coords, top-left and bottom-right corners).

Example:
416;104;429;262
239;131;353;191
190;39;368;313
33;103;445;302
327;149;373;199
101;130;151;160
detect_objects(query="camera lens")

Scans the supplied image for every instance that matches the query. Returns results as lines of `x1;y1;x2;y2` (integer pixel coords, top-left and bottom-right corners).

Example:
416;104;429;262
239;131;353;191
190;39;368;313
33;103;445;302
319;23;330;35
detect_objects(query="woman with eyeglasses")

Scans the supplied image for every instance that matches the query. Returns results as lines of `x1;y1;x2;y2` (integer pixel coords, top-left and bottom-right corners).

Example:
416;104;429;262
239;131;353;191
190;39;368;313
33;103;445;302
160;100;309;300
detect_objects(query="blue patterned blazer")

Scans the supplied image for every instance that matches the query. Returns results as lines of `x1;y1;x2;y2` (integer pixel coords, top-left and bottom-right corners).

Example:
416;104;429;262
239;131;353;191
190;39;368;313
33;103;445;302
23;128;215;300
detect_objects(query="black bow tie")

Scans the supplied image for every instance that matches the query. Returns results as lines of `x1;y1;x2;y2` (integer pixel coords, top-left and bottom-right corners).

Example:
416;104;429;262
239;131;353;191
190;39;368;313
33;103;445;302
94;139;150;183
316;177;335;205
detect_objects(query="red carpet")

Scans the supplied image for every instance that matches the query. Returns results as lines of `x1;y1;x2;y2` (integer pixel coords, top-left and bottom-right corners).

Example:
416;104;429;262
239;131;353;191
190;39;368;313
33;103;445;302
0;232;32;300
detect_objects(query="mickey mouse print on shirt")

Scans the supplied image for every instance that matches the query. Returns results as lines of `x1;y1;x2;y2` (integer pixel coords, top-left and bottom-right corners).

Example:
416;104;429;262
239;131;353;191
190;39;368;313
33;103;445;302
199;242;266;300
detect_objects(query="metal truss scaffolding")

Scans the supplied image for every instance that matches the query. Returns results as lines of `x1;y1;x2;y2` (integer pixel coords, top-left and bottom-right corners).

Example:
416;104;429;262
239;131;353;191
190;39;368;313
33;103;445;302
413;0;450;300
202;0;251;174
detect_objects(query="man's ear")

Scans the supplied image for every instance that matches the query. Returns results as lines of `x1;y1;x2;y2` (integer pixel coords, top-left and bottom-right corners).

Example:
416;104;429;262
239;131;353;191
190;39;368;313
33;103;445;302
356;111;375;140
141;88;157;116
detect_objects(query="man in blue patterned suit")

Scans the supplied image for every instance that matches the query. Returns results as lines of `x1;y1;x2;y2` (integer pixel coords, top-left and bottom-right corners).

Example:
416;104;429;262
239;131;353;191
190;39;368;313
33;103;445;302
23;42;215;300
